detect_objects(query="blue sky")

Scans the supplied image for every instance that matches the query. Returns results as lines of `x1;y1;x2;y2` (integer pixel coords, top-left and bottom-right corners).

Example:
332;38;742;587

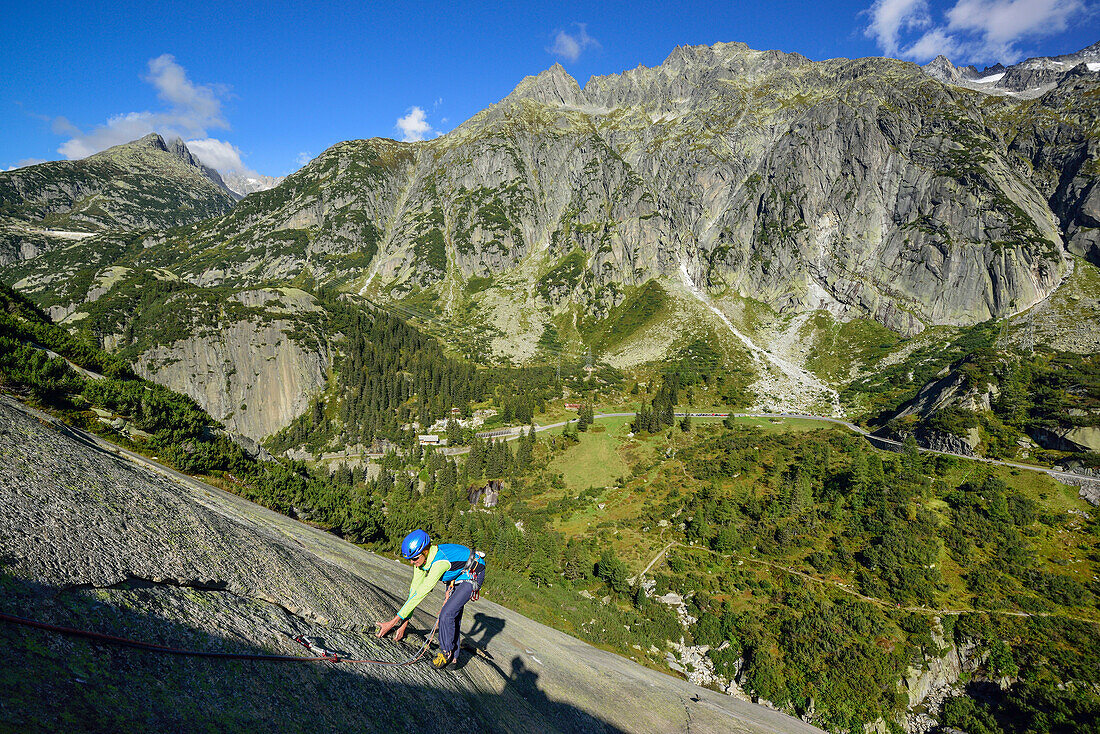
2;0;1096;176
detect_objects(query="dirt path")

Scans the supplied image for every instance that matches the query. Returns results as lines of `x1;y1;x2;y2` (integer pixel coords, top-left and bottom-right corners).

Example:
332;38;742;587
640;541;676;577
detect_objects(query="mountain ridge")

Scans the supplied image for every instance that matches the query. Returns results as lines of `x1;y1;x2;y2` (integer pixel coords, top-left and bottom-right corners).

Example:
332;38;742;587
0;133;238;232
2;38;1098;424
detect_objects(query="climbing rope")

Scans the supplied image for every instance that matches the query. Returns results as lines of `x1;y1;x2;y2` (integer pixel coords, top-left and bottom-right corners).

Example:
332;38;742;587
296;617;440;666
0;611;439;667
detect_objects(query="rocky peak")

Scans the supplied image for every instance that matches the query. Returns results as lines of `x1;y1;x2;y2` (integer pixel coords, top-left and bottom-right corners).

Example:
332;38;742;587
165;135;240;200
1059;40;1100;61
505;63;582;106
922;55;961;84
659;40;806;78
1067;62;1100;79
94;132;169;158
168;135;198;165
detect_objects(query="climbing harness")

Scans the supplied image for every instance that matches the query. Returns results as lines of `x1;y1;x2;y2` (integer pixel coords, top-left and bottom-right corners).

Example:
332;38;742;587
457;550;486;594
0;610;439;667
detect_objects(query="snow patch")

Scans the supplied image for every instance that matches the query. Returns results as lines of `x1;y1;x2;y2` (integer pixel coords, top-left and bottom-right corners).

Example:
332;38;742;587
975;72;1005;83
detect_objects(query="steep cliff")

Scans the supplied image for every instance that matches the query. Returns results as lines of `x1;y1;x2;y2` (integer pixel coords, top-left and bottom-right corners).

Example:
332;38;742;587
123;43;1082;344
132;288;331;442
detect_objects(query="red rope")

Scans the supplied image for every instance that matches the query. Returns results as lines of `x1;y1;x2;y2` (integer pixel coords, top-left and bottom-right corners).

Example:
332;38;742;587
0;611;436;667
298;617;440;666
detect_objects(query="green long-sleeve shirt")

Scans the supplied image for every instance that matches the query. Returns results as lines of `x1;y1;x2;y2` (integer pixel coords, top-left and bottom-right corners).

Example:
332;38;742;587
397;545;450;620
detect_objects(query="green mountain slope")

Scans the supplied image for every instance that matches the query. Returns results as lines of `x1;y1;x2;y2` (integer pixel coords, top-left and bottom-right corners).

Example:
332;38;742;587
0;133;236;232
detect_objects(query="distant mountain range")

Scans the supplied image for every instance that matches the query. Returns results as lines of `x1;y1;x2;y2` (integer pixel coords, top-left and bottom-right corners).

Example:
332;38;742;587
221;170;285;197
1;39;1098;438
922;41;1100;97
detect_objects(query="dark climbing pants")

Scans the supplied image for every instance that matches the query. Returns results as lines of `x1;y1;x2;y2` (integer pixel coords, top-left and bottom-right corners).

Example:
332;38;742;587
439;565;485;658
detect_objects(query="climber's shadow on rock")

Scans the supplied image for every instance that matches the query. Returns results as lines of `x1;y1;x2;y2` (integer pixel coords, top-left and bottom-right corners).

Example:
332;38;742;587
501;656;621;733
465;611;505;652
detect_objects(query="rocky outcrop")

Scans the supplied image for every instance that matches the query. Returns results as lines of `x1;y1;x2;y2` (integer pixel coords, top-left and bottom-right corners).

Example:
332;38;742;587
135;290;330;441
1031;425;1100;454
0;396;821;734
901;624;981;708
665;639;751;700
898;622;985;734
468;479;502;507
915;428;977;456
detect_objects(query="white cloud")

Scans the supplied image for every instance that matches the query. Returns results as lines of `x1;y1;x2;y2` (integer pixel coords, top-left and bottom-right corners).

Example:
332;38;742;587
50;116;80;136
145;54;228;129
6;158;47;170
185;138;249;173
943;0;1085;60
54;55;234;160
296;151;314;167
904;27;964;59
395;106;434;142
864;0;931;57
864;0;1089;63
548;23;600;62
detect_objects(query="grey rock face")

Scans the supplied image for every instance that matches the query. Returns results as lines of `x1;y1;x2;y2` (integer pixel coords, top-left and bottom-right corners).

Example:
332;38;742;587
1005;74;1100;265
221;171;285;197
0;397;821;734
921;55;963;85
916;429;977;456
118;42;1079;345
135;291;330;442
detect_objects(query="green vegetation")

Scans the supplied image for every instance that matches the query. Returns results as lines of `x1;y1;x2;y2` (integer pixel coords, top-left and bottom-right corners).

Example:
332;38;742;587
537;249;588;302
464;276;493;294
892;345;1100;468
480;401;1099;732
804;315;900;385
844;319;1002;419
582;279;667;355
267;292;582;454
451;183;529;257
411;207;448;277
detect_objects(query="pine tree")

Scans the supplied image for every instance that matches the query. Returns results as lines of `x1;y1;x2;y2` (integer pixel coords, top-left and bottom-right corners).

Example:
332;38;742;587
597;549;629;594
577;402;592;432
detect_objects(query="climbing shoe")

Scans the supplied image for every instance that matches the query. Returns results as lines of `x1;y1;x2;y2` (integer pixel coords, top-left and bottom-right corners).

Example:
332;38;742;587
431;651;451;669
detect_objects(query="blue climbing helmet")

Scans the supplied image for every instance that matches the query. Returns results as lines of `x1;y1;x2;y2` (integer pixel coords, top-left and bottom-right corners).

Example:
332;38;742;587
401;529;431;559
